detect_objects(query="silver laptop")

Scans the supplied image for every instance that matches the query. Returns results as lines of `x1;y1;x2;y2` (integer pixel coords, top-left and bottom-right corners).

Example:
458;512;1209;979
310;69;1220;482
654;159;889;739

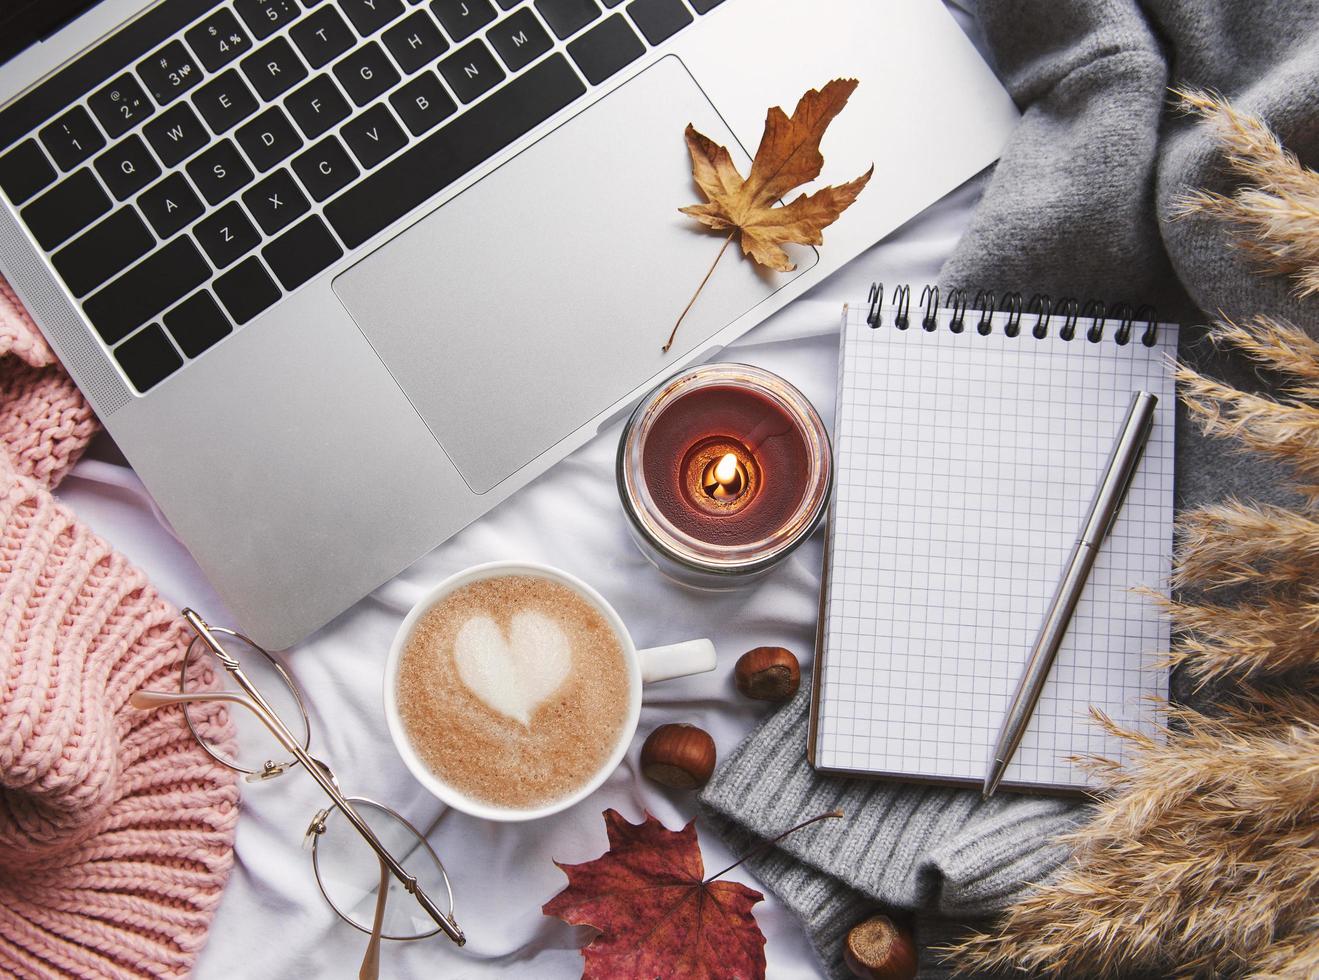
0;0;1015;648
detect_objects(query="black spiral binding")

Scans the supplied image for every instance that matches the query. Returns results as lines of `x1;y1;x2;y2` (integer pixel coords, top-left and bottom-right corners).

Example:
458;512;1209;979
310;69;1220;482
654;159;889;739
999;292;1023;337
947;287;967;333
868;284;1160;347
892;284;911;329
973;289;995;335
1027;294;1051;339
1057;297;1080;340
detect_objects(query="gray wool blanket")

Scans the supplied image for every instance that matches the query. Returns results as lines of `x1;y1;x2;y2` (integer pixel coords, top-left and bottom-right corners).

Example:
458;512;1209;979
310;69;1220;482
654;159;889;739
699;1;1319;976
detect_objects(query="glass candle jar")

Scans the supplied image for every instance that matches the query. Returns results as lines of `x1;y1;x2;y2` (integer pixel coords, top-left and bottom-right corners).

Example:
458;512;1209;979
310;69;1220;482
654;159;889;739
617;363;832;589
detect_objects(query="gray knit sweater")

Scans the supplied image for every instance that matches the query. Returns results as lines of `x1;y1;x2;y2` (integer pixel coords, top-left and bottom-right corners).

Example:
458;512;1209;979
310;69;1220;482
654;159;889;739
700;1;1319;976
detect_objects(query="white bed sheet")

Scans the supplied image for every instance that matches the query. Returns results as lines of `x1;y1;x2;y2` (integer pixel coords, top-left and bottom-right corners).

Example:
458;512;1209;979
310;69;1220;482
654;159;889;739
57;144;986;980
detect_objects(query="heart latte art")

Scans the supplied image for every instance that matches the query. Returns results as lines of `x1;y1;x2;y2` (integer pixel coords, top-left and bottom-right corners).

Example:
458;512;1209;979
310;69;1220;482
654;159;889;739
452;611;571;726
395;574;631;811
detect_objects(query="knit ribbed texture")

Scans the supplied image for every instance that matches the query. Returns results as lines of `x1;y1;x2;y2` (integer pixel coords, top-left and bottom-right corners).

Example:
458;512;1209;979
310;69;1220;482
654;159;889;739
699;686;1082;978
0;276;239;978
943;0;1319;334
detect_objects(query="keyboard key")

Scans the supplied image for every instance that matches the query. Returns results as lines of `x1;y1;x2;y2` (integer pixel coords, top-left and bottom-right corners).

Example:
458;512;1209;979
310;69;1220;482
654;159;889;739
285;75;352;138
39;106;106;171
291;6;356;68
114;324;182;393
384;11;449;72
193;70;259;133
165;291;233;358
430;0;496;41
293;136;359;199
52;208;154;297
438;39;505;103
138;172;205;238
187;141;254;204
215;257;281;323
626;0;690;44
389;71;455;135
22;170;111;250
0;1;237;150
88;74;155;139
0;140;55;205
567;14;642;84
237;106;305;170
84;237;210;344
144;103;209;167
334;43;401;106
243;37;310;101
342;104;407;167
262;215;343;289
138;41;204;106
326;54;583;247
688;0;724;10
186;8;255;72
535;0;599;39
339;0;406;35
94;135;162;200
195;202;261;268
243;168;310;233
235;0;302;40
496;0;520;7
488;8;552;71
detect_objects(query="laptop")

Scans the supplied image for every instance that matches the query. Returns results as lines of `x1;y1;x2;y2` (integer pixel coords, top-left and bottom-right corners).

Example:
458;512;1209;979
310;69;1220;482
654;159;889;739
0;0;1016;648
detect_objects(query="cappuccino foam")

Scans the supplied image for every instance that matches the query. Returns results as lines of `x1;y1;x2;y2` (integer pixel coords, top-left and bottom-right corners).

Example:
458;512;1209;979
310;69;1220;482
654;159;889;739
396;575;630;811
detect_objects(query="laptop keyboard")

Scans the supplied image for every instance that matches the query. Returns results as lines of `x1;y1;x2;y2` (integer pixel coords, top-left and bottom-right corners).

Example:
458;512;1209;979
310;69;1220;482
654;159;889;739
0;0;724;394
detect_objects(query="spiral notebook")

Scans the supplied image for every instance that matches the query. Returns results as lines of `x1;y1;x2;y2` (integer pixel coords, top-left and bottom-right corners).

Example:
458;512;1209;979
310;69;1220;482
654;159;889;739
807;286;1178;794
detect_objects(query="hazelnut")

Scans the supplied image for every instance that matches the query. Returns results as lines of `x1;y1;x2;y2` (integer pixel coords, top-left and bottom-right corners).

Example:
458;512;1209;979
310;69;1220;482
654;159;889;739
640;723;716;790
734;647;801;702
842;914;917;980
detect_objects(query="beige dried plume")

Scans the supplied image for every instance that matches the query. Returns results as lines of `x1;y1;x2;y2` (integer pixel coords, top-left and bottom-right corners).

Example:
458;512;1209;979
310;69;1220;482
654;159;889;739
1173;88;1319;297
948;705;1319;978
943;94;1319;979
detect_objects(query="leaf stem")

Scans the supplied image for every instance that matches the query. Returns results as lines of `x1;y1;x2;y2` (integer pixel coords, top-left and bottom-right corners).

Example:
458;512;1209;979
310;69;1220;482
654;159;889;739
705;810;844;883
663;231;736;354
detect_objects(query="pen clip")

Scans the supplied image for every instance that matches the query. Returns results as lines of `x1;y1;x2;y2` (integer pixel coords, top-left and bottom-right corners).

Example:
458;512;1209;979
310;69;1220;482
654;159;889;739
1104;441;1146;542
1100;400;1155;543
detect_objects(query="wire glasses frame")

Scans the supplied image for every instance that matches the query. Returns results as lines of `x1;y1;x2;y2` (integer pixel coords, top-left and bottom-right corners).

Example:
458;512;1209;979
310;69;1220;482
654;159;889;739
129;609;465;954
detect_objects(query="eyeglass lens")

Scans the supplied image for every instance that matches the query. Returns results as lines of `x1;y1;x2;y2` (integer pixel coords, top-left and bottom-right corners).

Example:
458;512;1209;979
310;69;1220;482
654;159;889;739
181;629;310;776
312;798;454;941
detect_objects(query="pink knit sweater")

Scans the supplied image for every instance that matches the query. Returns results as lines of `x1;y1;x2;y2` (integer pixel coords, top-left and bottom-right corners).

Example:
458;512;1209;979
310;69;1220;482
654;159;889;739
0;278;239;978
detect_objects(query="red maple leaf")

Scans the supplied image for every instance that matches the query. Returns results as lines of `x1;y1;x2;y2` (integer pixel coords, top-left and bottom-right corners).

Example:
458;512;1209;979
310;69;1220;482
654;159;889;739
543;809;767;979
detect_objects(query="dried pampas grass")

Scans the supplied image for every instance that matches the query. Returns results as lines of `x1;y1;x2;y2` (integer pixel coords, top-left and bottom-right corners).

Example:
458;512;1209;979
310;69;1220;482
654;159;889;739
949;709;1318;979
945;95;1319;979
1173;89;1319;297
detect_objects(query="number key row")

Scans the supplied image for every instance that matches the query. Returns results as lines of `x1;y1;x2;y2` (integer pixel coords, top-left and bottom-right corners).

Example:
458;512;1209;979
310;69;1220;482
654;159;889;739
22;1;495;192
17;0;550;195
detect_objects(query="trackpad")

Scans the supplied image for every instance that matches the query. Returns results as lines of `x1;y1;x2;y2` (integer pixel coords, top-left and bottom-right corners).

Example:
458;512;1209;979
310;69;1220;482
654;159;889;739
333;56;815;493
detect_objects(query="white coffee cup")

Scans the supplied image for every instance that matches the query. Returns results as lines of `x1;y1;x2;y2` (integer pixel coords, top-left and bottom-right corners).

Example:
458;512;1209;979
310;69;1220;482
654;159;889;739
383;560;716;822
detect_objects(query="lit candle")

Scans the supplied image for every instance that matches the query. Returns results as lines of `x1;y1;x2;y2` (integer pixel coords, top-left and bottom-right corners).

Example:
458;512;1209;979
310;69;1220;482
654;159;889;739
617;364;832;588
682;438;757;516
706;453;746;500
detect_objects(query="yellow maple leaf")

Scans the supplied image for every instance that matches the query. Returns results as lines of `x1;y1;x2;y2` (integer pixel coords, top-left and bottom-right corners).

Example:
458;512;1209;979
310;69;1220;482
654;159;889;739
665;79;872;351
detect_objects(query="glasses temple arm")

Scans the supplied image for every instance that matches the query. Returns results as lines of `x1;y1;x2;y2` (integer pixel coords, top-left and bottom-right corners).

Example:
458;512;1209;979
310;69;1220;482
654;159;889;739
358;859;389;980
137;612;466;947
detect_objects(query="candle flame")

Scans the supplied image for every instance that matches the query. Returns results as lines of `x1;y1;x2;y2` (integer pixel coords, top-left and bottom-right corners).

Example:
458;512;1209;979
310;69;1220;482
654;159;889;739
714;453;740;486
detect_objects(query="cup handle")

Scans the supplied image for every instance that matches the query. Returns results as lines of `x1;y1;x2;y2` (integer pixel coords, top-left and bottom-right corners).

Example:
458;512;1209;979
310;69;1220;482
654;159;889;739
637;640;717;684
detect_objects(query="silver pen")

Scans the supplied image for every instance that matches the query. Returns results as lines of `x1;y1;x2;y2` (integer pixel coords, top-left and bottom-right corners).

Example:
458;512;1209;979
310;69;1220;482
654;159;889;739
983;390;1158;799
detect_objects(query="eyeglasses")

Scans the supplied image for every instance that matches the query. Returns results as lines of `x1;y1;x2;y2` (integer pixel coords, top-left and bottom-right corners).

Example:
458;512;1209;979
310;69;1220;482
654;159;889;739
130;609;464;976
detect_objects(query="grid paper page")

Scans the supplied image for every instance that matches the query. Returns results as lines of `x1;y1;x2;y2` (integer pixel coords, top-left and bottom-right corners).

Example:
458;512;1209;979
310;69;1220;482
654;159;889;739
813;303;1177;791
